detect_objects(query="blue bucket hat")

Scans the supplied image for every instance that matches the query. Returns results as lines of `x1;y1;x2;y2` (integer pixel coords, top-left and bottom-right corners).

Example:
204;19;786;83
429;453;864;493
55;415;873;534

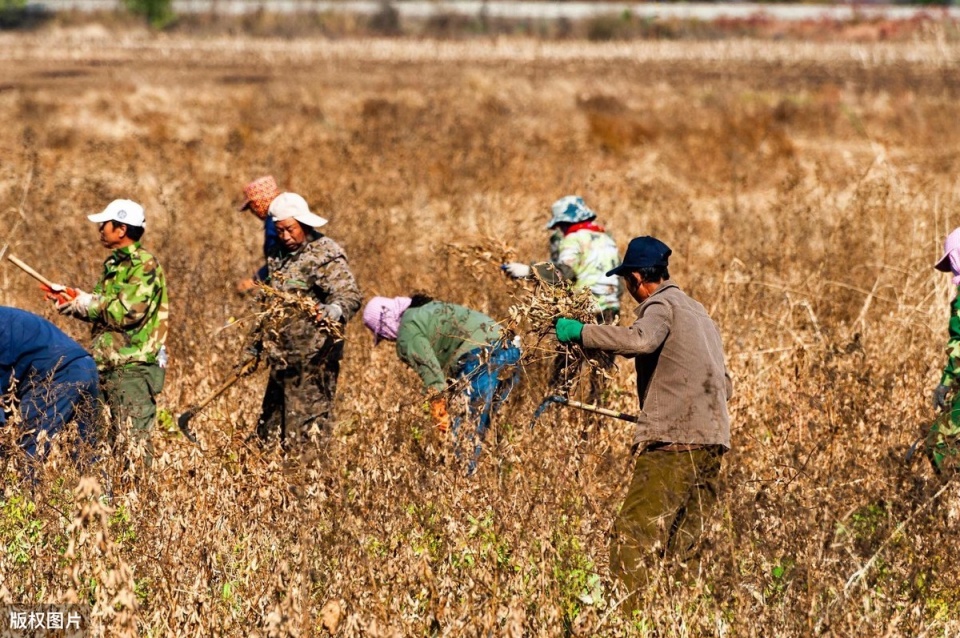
606;236;671;277
545;196;596;229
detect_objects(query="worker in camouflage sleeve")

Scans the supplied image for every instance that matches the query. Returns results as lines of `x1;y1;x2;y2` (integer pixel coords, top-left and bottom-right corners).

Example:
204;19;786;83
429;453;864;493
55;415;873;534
51;199;168;467
503;196;621;399
256;192;362;450
929;227;960;476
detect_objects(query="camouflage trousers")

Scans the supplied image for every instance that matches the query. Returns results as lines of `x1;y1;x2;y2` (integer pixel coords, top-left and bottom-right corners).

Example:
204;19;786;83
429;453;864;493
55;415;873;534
925;408;960;476
610;445;725;603
100;363;165;468
257;341;343;451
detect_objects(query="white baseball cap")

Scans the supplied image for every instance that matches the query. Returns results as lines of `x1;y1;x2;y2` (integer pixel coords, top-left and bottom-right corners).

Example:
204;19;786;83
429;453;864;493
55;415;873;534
87;199;146;228
268;192;328;229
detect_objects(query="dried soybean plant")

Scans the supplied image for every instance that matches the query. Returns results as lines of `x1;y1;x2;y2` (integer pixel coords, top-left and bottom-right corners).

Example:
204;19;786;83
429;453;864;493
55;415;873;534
253;279;345;342
504;265;610;396
445;236;611;394
443;236;516;282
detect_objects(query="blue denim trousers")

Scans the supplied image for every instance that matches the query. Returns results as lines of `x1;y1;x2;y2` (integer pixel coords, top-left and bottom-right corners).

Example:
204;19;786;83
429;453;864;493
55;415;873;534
452;340;521;475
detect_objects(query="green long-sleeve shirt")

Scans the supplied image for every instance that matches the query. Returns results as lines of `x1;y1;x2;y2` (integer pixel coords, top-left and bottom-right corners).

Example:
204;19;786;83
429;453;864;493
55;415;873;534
86;242;169;370
395;301;503;391
941;285;960;387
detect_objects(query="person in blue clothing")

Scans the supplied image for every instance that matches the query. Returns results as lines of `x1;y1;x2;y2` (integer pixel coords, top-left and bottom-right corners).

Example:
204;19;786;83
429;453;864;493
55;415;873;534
0;306;99;460
235;175;281;292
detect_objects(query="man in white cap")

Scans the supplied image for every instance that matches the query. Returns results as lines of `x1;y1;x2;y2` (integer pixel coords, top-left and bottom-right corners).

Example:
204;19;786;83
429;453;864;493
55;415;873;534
255;192;362;451
48;199;169;469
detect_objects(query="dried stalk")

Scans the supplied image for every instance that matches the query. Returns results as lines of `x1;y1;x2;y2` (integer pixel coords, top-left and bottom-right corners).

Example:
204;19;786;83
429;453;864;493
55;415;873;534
504;266;610;394
252;281;345;342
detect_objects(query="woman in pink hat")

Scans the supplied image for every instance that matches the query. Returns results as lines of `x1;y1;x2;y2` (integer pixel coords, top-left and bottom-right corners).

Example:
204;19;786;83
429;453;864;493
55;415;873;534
362;294;521;476
929;227;960;476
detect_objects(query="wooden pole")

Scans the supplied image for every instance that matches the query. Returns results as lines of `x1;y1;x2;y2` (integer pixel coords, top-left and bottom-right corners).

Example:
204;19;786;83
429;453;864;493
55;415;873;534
6;254;59;289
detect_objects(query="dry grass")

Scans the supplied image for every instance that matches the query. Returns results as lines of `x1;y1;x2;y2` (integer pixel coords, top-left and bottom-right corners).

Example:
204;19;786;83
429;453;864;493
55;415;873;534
1;30;960;636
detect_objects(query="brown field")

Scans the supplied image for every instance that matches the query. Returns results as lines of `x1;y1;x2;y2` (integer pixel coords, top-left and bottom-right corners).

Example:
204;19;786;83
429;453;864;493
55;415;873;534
1;27;960;636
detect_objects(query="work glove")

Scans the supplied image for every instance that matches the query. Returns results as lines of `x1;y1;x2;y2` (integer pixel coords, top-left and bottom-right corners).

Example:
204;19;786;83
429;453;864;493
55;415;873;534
933;383;953;411
316;303;343;323
430;396;451;434
39;283;78;305
56;290;94;318
502;262;532;279
555;317;585;343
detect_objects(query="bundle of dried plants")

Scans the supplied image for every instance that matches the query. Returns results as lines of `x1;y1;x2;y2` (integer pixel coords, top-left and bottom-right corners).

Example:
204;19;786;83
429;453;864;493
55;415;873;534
505;265;612;396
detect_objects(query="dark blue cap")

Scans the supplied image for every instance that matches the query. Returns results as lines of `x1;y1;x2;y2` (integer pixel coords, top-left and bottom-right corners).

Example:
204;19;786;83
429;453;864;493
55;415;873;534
606;236;672;277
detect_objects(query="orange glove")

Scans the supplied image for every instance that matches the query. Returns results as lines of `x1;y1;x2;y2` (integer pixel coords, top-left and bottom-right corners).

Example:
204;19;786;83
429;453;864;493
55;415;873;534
430;397;451;434
39;283;78;305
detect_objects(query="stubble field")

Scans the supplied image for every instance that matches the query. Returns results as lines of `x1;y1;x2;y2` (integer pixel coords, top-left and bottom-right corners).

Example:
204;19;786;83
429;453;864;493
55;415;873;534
1;26;960;636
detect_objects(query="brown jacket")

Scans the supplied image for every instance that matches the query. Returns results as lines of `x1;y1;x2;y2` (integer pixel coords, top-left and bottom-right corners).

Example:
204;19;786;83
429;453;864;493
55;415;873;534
581;281;732;449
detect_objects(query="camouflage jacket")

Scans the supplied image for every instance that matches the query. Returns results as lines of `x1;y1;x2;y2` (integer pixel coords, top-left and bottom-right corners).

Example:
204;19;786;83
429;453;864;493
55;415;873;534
263;234;362;367
85;242;169;370
941;286;960;386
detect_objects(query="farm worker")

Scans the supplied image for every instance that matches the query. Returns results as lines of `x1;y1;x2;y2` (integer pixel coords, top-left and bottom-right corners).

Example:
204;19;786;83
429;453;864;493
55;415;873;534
0;307;99;460
503;196;621;317
48;199;169;468
236;175;281;293
362;294;522;475
928;227;960;475
553;236;732;596
255;192;362;449
502;196;621;397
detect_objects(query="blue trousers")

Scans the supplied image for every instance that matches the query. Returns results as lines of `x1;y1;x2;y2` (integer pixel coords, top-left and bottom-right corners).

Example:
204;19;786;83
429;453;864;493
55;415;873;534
452;341;521;475
12;357;99;460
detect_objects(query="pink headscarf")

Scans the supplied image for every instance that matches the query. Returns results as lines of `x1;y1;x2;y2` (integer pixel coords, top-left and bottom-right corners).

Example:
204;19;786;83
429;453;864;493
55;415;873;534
935;227;960;285
363;296;412;344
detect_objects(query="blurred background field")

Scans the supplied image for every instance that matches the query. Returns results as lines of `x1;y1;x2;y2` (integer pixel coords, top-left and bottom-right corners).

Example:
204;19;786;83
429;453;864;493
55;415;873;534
0;23;959;636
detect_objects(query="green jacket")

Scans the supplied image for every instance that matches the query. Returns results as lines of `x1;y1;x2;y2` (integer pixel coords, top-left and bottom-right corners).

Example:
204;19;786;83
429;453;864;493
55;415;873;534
396;301;502;392
85;242;169;370
941;285;960;387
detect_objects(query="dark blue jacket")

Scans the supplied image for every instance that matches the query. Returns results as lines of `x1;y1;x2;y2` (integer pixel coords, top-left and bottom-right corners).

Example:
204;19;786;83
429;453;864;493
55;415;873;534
254;216;280;282
0;307;94;424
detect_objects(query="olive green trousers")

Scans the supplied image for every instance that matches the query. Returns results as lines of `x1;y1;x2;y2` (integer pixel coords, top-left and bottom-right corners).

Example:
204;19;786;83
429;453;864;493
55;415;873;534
610;445;725;597
100;364;165;467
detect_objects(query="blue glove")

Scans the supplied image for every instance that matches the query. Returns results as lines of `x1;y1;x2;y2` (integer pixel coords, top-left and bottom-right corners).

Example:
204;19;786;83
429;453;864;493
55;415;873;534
555;317;584;343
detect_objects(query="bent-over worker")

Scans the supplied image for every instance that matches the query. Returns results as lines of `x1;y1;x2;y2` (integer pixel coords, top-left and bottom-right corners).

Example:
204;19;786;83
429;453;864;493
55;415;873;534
0;306;99;461
362;294;521;475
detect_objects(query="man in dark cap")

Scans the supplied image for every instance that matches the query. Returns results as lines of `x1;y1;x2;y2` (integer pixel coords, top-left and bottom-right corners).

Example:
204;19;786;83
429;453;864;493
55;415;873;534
555;236;733;597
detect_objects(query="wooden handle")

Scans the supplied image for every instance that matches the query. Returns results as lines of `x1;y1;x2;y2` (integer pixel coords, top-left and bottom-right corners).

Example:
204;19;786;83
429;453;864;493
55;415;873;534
564;398;641;423
193;358;259;412
7;254;58;289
